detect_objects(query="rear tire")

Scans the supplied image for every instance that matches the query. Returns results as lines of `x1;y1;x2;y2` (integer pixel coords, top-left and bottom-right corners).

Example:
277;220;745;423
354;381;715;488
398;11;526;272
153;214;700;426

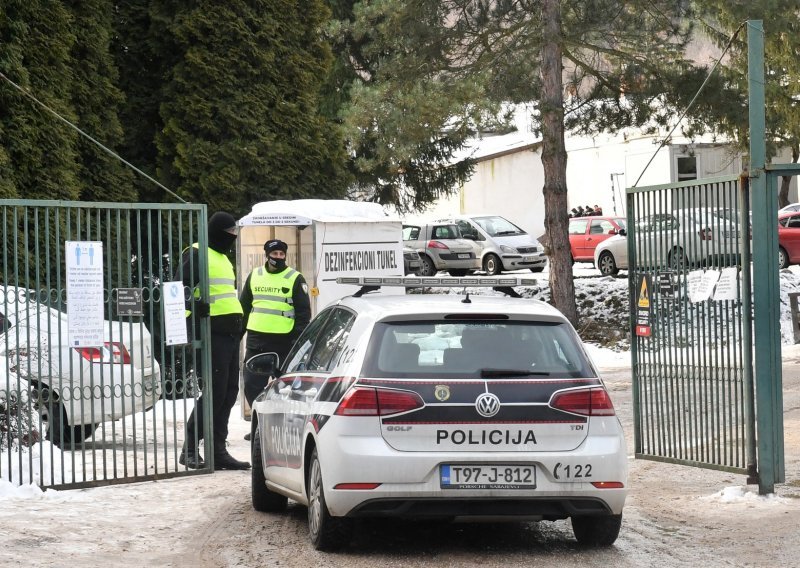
419;255;437;276
597;251;619;276
251;424;288;512
483;253;502;276
571;514;622;546
529;266;545;273
35;386;95;448
308;448;353;551
668;248;688;271
779;246;790;269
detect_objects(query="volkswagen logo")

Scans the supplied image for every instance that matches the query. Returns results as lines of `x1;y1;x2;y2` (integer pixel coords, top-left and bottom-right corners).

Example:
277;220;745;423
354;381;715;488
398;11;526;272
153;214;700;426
475;392;501;417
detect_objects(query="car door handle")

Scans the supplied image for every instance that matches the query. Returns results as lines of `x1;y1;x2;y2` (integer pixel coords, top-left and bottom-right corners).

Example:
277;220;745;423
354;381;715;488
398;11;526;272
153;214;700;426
303;388;318;398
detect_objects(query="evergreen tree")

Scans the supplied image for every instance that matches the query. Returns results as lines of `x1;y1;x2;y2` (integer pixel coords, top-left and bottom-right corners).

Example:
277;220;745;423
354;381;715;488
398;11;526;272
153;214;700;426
66;0;135;203
325;0;494;213
0;1;81;201
152;0;350;217
112;0;176;203
329;0;694;323
678;5;800;207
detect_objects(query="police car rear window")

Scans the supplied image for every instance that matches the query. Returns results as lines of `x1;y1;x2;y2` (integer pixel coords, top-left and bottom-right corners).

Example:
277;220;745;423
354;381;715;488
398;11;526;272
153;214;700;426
362;321;593;379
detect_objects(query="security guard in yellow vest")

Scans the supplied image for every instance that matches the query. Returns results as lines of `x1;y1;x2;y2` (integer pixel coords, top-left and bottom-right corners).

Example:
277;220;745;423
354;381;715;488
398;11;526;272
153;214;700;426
176;211;250;471
240;239;311;411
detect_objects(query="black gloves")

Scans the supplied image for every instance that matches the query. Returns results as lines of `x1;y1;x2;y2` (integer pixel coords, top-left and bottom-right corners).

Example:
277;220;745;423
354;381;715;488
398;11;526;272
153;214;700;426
195;301;211;318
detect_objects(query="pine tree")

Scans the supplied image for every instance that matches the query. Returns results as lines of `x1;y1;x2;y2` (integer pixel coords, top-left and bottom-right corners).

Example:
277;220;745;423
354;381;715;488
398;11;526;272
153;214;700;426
152;0;350;217
65;0;136;203
329;0;695;323
0;1;81;201
679;5;800;207
112;0;176;203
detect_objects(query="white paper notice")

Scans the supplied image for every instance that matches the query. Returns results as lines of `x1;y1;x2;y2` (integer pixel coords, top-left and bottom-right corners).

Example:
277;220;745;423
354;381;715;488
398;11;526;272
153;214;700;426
688;269;720;303
163;281;189;346
686;270;704;303
713;267;739;301
66;241;105;347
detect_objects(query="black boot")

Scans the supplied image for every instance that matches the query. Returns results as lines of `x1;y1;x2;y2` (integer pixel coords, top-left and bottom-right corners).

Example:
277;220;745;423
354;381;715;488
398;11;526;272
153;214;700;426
214;450;251;470
179;446;205;469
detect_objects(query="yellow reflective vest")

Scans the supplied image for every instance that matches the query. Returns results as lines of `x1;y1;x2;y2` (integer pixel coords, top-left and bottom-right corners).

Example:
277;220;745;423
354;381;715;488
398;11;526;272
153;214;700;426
246;266;300;334
191;244;243;316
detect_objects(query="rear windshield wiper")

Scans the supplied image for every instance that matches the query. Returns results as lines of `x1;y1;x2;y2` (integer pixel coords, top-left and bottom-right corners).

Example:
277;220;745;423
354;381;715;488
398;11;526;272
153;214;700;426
496;230;518;236
480;368;551;378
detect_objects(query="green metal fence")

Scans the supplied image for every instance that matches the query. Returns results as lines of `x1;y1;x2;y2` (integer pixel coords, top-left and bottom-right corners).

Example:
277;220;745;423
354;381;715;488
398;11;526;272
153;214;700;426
0;200;213;489
628;175;755;474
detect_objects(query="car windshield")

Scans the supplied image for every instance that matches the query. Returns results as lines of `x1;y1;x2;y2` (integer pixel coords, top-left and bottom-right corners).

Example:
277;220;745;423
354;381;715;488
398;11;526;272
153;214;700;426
363;320;593;379
473;216;525;237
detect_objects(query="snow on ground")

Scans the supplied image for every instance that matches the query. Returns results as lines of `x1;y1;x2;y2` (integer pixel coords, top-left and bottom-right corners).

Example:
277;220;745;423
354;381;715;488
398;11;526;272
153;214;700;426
4;263;800;506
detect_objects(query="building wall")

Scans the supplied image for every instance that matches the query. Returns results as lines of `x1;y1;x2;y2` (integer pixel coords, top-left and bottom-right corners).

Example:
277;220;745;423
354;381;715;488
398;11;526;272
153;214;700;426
419;133;798;234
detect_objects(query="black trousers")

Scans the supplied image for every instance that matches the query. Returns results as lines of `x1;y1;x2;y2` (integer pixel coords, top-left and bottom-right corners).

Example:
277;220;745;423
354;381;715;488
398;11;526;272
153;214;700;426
185;332;241;456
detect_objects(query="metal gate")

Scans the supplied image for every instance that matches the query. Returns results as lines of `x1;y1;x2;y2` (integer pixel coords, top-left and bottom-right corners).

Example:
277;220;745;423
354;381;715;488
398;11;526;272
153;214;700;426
628;175;755;475
0;200;214;489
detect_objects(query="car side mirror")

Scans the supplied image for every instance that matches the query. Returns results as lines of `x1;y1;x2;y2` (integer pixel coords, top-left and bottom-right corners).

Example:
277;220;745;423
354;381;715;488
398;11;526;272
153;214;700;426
608;228;618;235
618;228;627;236
245;352;280;379
463;233;476;240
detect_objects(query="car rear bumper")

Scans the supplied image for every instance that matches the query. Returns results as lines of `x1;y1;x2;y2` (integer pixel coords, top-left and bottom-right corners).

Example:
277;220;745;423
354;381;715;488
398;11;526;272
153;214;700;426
59;370;162;426
347;495;614;520
317;424;627;518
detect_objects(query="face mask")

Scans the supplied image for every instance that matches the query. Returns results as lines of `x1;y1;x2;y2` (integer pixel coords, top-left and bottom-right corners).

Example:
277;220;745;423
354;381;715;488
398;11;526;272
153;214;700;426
268;257;286;271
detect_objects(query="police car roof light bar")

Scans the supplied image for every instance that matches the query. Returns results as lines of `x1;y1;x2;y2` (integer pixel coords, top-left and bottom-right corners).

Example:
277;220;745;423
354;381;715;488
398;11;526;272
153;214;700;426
336;276;539;298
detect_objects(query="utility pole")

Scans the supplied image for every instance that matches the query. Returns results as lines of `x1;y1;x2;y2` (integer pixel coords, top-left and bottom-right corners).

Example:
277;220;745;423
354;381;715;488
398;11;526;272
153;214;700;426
610;173;624;215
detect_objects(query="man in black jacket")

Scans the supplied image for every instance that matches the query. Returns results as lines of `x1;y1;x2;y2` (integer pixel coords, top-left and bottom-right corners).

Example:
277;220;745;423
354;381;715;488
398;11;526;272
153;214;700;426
177;211;250;471
239;239;311;433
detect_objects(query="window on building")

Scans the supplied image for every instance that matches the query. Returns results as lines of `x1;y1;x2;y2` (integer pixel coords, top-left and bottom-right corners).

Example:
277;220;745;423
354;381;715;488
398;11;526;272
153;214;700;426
677;156;697;182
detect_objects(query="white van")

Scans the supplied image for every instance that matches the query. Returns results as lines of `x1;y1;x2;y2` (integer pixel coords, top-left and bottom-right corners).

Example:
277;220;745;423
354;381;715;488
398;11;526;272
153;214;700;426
439;214;548;275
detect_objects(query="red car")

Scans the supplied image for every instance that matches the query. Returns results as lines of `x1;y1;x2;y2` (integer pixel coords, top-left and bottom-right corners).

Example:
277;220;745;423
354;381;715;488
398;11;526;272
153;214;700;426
568;216;626;263
778;212;800;268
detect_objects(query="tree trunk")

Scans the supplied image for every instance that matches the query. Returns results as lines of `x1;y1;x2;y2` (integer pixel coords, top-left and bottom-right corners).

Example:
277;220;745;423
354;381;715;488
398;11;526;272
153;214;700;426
541;0;577;325
779;144;799;208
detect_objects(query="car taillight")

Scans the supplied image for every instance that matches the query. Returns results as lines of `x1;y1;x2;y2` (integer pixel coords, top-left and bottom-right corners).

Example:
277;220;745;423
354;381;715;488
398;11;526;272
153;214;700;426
550;387;616;416
699;227;713;240
78;342;131;364
335;387;424;416
427;240;449;250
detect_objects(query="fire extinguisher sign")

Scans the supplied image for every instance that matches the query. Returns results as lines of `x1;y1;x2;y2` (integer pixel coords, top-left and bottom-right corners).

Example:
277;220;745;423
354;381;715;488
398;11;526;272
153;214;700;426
635;273;653;337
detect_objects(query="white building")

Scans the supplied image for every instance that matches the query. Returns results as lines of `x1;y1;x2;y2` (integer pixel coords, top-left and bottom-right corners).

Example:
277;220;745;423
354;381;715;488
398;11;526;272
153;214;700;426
420;127;796;237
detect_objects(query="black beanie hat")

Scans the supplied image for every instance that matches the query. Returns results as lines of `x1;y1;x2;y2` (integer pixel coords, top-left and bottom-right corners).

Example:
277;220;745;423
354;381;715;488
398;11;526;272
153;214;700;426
264;239;288;254
208;212;237;253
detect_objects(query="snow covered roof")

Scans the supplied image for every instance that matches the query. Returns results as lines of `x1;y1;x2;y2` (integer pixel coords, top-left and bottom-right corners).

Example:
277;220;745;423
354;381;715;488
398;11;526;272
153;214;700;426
238;199;399;226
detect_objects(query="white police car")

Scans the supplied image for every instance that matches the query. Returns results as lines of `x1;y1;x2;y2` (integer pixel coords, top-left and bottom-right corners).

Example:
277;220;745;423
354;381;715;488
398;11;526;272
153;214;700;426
249;277;627;551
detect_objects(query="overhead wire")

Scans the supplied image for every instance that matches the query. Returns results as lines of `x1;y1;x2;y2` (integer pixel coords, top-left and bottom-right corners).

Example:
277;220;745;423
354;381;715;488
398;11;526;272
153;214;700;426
632;20;750;188
0;70;186;203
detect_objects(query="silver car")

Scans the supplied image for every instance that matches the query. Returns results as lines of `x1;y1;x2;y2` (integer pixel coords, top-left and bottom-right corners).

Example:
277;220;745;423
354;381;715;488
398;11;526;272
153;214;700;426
250;276;628;551
403;222;480;276
447;215;548;275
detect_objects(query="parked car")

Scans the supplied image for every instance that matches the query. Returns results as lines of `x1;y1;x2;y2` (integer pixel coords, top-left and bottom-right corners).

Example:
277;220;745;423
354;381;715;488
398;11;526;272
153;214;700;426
402;246;422;275
593;208;741;275
249;277;628;550
568;216;626;263
779;203;800;214
778;212;800;268
0;287;161;447
402;222;480;276
593;232;628;276
440;214;547;275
